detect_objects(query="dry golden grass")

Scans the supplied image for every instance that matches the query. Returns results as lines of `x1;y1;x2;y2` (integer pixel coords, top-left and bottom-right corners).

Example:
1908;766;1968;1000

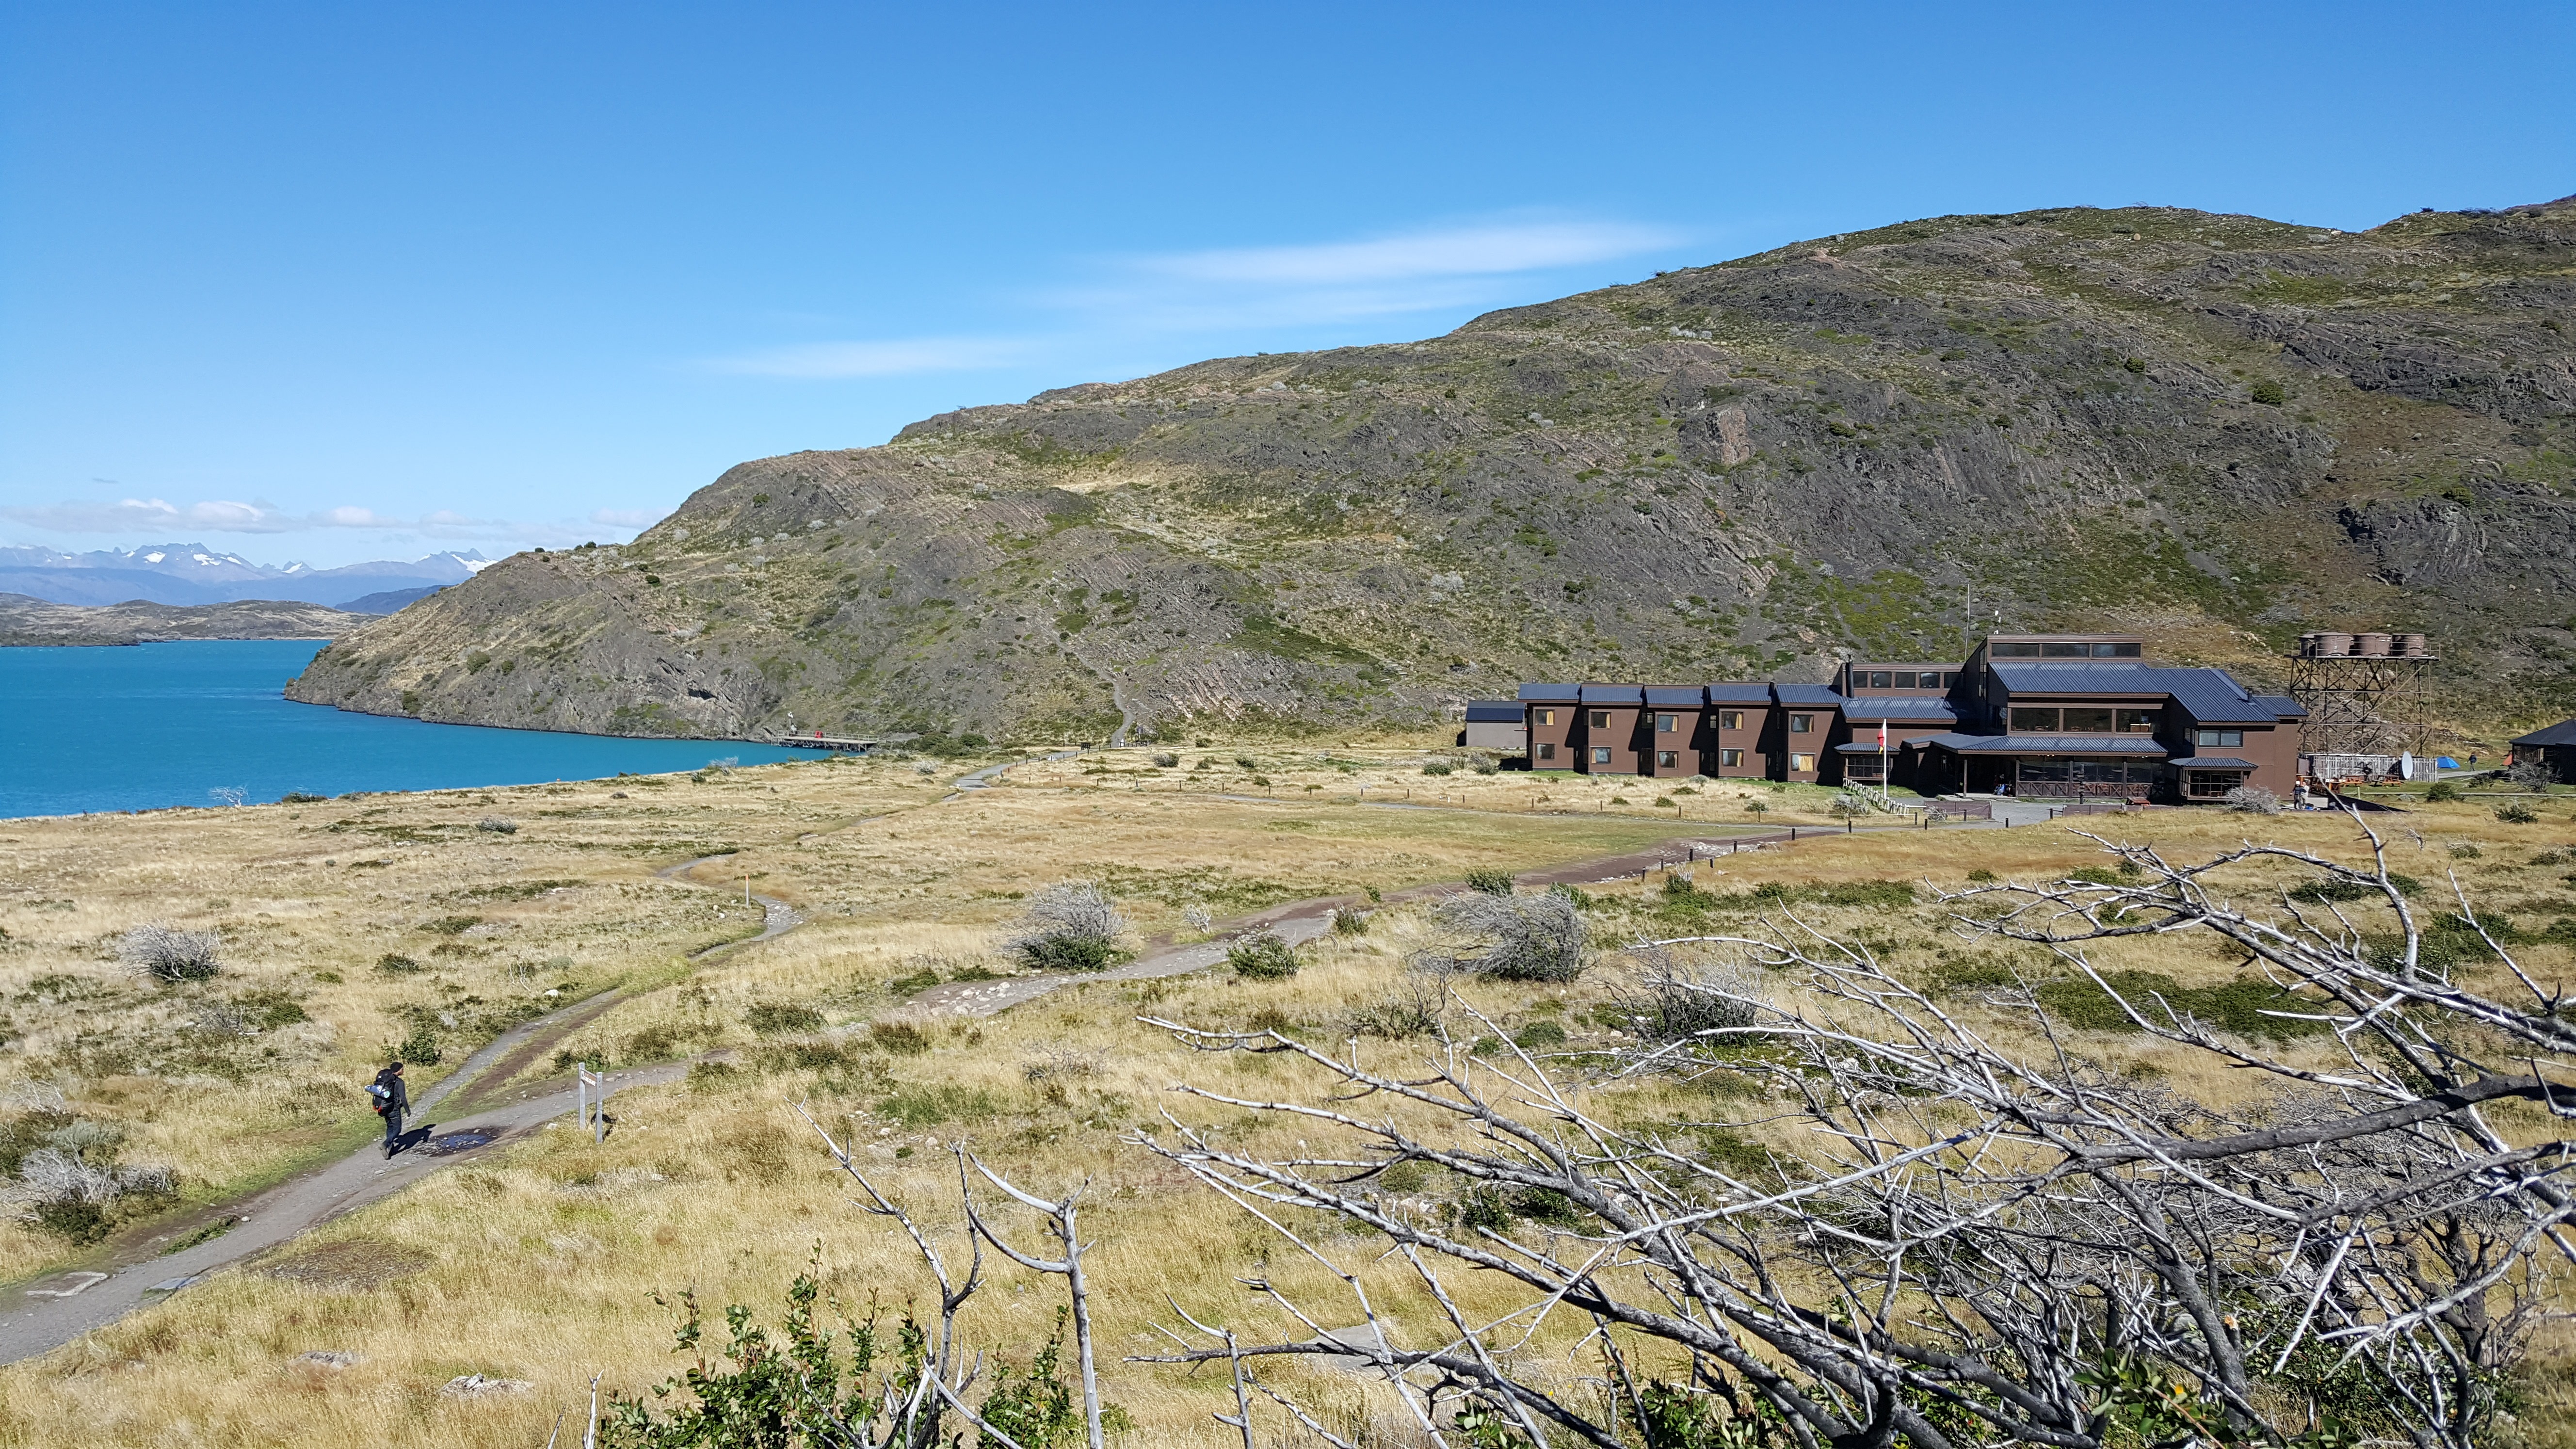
6;755;2576;1446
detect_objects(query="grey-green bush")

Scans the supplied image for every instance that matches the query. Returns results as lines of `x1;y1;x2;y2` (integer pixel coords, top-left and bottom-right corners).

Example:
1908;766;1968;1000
1226;927;1300;980
117;923;220;983
1425;891;1588;982
1008;881;1127;972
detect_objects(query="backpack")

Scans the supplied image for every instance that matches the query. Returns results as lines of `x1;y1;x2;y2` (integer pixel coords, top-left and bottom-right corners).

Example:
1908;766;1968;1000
366;1082;392;1114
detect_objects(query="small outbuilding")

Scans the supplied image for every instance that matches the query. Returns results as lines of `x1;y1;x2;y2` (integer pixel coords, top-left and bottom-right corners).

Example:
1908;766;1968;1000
1461;700;1527;754
2510;719;2576;784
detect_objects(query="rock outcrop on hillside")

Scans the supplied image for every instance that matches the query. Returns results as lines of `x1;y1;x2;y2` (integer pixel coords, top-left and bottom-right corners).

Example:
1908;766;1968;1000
287;199;2576;742
0;594;368;647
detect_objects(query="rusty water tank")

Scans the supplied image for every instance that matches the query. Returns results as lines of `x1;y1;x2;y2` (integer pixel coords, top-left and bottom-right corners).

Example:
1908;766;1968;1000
2395;632;2430;657
2355;631;2393;657
2312;631;2354;656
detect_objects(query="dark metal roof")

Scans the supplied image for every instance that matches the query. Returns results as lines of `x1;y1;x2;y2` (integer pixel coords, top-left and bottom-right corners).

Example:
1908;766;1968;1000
1516;682;1581;702
2512;719;2576;748
2175;756;2257;770
1838;696;1958;722
1771;684;1846;707
1642;686;1706;708
1988;661;2277;724
1465;701;1522;723
1919;733;2170;757
1705;682;1773;704
1578;683;1644;706
2251;694;2307;719
1835;741;1907;754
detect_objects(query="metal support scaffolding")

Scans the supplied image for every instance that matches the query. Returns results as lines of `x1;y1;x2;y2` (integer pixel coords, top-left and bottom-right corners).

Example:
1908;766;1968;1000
2286;653;2436;757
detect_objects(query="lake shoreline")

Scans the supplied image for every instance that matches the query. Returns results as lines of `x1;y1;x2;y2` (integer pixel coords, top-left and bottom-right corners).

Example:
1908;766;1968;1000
0;639;811;819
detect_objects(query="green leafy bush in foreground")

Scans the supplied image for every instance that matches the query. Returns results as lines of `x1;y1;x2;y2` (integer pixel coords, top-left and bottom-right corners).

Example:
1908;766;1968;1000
1225;927;1301;979
605;1272;1117;1449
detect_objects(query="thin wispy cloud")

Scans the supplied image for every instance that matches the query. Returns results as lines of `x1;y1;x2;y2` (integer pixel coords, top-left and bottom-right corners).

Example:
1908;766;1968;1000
1;496;514;539
707;337;1031;379
709;213;1689;383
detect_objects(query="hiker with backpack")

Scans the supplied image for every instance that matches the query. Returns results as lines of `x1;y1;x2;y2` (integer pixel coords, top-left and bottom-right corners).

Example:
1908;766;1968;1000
369;1061;408;1157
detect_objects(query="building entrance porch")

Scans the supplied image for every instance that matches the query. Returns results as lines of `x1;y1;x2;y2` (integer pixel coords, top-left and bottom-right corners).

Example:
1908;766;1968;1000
2011;759;2159;800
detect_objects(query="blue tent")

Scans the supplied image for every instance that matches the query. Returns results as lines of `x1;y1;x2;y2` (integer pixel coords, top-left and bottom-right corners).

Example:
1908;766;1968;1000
2437;756;2461;769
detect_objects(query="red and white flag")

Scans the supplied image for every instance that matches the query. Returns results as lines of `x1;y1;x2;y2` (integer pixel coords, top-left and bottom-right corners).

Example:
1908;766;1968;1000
1878;720;1888;748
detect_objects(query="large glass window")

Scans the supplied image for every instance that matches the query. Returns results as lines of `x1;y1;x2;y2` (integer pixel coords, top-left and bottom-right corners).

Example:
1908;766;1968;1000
2117;708;2156;733
1868;670;1891;689
1719;748;1743;768
2186;771;2247;799
2197;728;2244;747
1590;710;1609;728
2061;707;2114;732
1537;708;1555;726
1789;714;1813;734
1790;753;1816;773
1991;642;2041;657
1658;750;1678;768
1592;746;1612;764
1720;710;1743;731
2010;706;2060;732
1657;713;1676;733
1537;742;1556;760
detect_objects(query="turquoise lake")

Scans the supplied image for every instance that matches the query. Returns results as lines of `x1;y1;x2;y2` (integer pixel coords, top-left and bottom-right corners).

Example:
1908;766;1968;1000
0;640;805;818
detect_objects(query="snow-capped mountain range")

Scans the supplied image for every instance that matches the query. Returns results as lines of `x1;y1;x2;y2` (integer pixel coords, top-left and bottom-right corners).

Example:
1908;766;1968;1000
0;543;491;610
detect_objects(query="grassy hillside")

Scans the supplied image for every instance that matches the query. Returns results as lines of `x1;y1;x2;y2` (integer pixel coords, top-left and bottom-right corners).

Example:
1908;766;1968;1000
287;198;2576;744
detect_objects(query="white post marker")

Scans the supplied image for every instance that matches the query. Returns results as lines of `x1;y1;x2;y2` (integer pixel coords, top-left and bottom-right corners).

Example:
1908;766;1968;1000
575;1060;586;1135
577;1064;607;1142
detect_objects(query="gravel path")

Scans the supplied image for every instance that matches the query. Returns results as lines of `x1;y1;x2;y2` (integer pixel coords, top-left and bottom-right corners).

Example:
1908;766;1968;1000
0;1000;686;1366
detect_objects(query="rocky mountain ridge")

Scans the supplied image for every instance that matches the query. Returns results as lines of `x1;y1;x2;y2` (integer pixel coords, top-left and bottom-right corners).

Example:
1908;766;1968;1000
287;198;2576;744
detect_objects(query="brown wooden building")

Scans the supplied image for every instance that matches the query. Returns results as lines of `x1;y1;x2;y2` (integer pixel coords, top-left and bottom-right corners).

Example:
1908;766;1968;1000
1516;634;2302;802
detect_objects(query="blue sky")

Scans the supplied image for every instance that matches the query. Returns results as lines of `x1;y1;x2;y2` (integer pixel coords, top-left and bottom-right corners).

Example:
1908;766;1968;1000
2;3;2568;567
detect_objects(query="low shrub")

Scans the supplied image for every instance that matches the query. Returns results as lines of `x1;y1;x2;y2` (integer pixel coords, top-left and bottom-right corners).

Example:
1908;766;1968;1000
2425;780;2463;803
117;923;220;983
744;1002;825;1036
1463;869;1516;896
1612;964;1765;1041
1966;868;1999;883
1349;978;1443;1039
1331;906;1368;935
397;1025;442;1065
375;953;422;975
1512;1020;1568;1049
1422;761;1454;777
869;1021;932;1056
1007;882;1127;973
2035;970;2332;1041
875;1083;997;1128
476;816;518;834
2497;801;2541;824
1226;928;1301;980
1425;891;1588;982
2224;785;2283;815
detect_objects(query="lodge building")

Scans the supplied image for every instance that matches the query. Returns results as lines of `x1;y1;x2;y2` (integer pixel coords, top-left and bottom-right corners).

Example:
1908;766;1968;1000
1514;634;2304;804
